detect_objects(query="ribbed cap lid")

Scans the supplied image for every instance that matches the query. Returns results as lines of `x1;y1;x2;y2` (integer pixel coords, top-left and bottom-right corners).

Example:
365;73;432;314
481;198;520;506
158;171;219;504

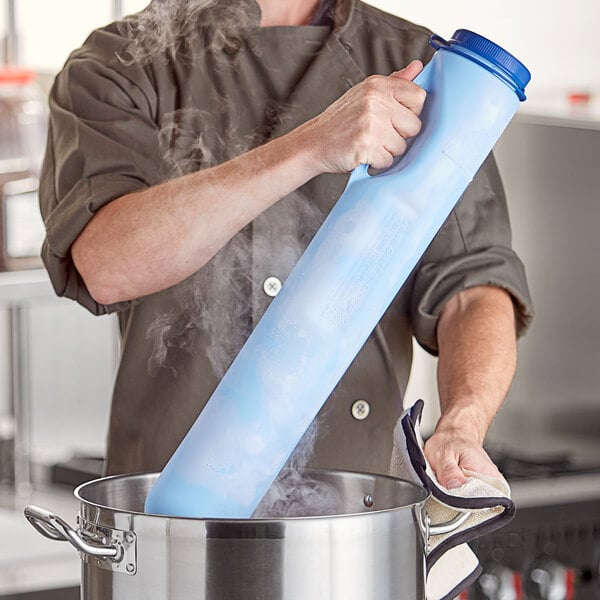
446;29;531;92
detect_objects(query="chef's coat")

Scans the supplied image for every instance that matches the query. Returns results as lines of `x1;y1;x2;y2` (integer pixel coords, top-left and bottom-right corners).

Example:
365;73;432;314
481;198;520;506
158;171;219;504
39;0;534;475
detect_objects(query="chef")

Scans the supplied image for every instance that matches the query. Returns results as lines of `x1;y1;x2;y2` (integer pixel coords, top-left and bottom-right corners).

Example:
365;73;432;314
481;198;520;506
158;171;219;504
39;0;533;489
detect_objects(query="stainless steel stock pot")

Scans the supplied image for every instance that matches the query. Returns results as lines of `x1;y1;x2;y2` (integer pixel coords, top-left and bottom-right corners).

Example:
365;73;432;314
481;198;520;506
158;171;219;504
25;469;466;600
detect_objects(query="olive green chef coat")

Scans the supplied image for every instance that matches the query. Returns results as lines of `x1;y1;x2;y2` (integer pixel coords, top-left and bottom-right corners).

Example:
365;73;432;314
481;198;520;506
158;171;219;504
40;0;534;476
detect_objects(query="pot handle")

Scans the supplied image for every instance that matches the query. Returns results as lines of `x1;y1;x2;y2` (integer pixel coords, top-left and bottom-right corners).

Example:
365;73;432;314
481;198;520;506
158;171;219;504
24;505;122;560
427;510;471;537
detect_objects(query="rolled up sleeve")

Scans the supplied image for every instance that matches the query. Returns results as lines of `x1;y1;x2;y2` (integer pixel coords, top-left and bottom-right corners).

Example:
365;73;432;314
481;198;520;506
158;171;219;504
39;34;164;315
410;152;534;354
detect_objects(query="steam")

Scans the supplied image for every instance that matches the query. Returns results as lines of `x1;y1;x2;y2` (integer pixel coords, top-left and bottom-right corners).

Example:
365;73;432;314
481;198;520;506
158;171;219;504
117;0;256;64
127;0;324;378
158;108;219;176
253;418;343;518
117;0;353;66
133;0;341;517
145;104;331;515
146;100;323;379
147;191;323;377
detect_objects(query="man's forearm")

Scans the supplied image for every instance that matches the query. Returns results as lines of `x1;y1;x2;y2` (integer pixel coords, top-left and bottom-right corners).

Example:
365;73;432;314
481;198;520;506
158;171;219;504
72;131;320;306
436;285;517;440
425;285;517;487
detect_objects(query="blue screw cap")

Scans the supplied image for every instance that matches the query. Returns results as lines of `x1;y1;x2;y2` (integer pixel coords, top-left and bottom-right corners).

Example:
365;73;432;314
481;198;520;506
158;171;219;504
430;29;531;100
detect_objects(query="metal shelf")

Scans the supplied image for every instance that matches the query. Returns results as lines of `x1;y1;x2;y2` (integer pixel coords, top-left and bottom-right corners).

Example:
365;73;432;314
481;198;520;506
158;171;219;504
0;269;56;306
516;89;600;131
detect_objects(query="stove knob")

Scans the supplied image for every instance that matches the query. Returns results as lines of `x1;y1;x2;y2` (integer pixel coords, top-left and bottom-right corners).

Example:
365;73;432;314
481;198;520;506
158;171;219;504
474;562;521;600
524;557;575;600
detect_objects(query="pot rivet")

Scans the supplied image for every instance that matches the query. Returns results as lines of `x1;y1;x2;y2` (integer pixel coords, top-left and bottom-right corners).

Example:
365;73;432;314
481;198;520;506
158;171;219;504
126;563;135;573
363;494;374;508
125;532;135;544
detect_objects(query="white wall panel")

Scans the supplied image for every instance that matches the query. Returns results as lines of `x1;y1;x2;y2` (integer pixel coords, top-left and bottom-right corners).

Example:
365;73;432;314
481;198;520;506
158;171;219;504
367;1;599;93
0;0;148;72
16;1;111;71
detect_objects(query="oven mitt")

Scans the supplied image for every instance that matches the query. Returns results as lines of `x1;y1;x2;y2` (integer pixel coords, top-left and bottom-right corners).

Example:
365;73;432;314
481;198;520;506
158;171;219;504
389;400;515;600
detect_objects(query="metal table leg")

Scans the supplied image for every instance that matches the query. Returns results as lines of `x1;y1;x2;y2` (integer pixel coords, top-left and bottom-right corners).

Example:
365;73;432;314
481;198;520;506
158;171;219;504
10;303;32;494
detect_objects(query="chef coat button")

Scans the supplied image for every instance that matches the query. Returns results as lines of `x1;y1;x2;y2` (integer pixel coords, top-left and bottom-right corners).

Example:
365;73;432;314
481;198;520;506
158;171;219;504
224;37;242;56
351;399;370;421
263;276;282;297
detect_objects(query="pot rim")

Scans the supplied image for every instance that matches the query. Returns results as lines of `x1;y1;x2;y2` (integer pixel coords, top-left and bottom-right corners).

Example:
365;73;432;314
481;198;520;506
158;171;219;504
74;468;430;523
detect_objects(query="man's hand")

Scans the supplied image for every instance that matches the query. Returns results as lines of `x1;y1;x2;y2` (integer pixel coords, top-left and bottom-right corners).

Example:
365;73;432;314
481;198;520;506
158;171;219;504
424;428;502;489
295;60;426;174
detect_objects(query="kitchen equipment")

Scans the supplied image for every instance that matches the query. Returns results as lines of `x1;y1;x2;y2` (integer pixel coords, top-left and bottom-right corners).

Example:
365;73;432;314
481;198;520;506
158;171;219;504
468;477;600;600
24;468;469;600
459;445;600;600
0;68;47;269
0;68;46;177
145;29;531;519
